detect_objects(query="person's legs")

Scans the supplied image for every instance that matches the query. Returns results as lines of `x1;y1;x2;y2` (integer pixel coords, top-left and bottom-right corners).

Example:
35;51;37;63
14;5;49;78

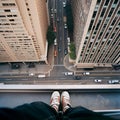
14;101;58;120
0;91;60;120
61;91;114;120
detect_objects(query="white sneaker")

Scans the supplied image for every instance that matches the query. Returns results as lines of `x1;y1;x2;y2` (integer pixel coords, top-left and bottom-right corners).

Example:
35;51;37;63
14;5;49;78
50;91;60;112
61;91;71;112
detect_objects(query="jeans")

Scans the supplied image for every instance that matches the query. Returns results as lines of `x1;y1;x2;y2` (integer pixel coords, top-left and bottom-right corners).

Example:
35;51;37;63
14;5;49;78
0;101;115;120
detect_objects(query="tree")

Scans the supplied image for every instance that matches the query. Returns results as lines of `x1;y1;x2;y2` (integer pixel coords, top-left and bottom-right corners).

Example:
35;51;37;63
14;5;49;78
69;43;76;60
69;51;76;59
47;26;56;46
69;43;75;52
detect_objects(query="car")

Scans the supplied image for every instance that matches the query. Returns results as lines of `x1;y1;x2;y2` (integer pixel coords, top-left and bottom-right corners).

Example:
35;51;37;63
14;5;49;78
54;50;57;56
54;9;57;13
108;80;119;84
94;79;102;83
64;49;67;55
51;14;53;18
74;76;81;80
64;72;73;76
11;63;20;69
38;74;45;78
63;2;66;7
67;37;70;45
28;63;35;68
83;72;90;75
29;73;34;76
58;47;61;52
57;18;59;22
54;39;57;45
64;23;67;28
54;26;56;32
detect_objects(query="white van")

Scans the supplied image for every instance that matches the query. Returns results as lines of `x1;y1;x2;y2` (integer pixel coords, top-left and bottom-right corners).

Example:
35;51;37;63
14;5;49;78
83;72;90;75
38;74;46;78
64;72;73;76
54;39;57;45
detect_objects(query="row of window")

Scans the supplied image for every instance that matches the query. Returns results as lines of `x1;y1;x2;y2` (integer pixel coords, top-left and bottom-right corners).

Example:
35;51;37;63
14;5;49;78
2;3;16;6
0;9;17;12
97;0;118;5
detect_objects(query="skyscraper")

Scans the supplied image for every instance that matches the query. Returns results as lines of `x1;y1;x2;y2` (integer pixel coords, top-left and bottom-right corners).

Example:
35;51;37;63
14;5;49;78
71;0;119;68
0;0;48;63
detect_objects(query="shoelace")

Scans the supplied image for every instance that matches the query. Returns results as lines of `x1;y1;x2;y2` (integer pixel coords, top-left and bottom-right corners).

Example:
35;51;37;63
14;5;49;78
51;97;60;106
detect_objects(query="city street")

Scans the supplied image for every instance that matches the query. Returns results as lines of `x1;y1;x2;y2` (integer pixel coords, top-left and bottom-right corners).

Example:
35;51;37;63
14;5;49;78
0;0;119;83
54;0;68;64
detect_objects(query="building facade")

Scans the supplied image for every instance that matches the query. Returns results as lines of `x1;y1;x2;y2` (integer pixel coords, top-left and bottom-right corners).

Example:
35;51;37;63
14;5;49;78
0;0;48;63
71;0;119;68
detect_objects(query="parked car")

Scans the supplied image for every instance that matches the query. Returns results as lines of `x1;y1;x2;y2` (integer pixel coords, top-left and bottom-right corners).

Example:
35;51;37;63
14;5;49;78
64;23;67;28
54;50;57;57
57;18;59;22
28;63;35;68
74;76;81;80
67;37;70;45
94;79;102;83
54;39;57;45
64;49;67;55
64;72;73;76
58;47;61;52
11;63;20;69
83;72;90;75
38;74;46;78
29;73;34;76
108;80;119;84
63;2;66;7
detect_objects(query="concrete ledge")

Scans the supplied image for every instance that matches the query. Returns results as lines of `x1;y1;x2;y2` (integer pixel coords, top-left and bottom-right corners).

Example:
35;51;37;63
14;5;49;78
0;84;120;91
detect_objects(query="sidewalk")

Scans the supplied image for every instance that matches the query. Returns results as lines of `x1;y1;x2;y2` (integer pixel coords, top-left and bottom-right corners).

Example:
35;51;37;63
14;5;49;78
0;45;54;76
63;54;76;72
63;54;120;73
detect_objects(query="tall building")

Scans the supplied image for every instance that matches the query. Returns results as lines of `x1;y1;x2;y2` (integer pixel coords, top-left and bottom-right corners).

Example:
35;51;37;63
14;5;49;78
71;0;120;68
0;0;48;63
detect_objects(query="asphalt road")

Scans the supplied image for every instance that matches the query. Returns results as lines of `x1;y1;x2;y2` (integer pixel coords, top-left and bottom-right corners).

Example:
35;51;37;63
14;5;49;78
54;0;68;64
0;75;120;85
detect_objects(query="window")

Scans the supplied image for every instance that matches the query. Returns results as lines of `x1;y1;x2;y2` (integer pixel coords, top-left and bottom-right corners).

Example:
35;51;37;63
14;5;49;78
9;19;14;21
97;0;101;5
110;33;115;39
88;20;94;31
101;41;104;45
2;3;9;6
108;8;114;17
105;32;109;38
117;10;120;15
0;15;6;17
92;11;97;18
115;27;119;30
9;3;15;6
100;8;106;17
111;19;116;26
95;42;98;46
7;15;12;17
84;41;87;45
4;9;10;12
114;0;118;4
95;20;101;30
104;0;109;6
13;15;17;17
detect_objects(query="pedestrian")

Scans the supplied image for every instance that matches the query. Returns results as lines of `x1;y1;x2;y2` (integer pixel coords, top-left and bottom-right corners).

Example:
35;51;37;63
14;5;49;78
0;91;116;120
